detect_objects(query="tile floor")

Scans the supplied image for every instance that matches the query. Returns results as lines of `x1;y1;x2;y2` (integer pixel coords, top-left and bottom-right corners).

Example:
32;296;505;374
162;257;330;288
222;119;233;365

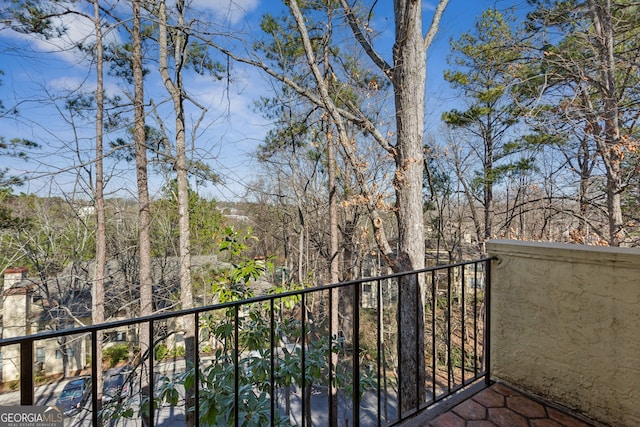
406;382;597;427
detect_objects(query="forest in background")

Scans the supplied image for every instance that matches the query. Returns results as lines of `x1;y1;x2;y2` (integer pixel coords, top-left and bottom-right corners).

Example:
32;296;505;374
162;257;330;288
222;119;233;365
0;0;637;297
0;1;638;423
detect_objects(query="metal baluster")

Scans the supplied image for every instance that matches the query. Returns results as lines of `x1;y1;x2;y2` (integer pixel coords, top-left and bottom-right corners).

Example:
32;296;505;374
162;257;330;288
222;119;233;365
91;331;98;426
20;339;34;405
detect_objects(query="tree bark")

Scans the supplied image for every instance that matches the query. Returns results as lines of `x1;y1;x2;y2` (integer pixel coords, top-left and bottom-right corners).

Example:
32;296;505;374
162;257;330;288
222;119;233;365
158;1;196;424
327;122;340;426
588;0;624;245
92;0;105;423
132;2;153;424
392;0;428;412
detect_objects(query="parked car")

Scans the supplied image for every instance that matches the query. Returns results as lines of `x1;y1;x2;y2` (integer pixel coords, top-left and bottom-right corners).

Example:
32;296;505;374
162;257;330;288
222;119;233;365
102;372;131;404
55;376;91;416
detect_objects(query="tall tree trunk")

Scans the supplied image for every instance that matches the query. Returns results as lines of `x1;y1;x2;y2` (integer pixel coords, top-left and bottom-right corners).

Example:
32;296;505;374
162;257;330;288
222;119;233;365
92;1;105;423
132;2;153;424
327;123;340;425
321;14;341;422
338;217;355;341
577;135;592;243
392;0;428;412
297;219;304;284
158;2;196;424
483;135;494;247
588;0;624;246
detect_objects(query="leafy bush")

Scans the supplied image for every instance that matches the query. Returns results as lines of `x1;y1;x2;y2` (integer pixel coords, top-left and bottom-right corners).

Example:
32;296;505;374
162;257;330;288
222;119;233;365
103;344;130;368
168;346;185;358
34;370;47;386
154;344;168;360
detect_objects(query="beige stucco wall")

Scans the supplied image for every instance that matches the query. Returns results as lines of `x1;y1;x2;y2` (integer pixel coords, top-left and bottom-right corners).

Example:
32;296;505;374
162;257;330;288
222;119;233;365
486;240;640;427
2;293;30;382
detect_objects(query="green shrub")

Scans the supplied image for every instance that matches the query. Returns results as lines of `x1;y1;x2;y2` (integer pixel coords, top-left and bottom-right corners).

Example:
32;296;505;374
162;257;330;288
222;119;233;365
154;344;168;360
35;370;47;386
103;344;130;368
168;346;185;358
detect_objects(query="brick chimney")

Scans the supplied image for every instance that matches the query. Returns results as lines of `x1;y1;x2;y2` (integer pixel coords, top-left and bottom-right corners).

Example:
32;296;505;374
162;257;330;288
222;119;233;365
3;267;28;292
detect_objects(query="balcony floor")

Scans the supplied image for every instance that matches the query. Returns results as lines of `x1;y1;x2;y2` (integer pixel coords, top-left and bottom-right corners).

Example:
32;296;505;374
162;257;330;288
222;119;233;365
404;382;597;427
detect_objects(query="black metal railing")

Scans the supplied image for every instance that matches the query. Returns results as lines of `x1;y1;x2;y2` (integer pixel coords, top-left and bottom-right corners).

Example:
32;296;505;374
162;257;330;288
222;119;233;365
0;258;492;426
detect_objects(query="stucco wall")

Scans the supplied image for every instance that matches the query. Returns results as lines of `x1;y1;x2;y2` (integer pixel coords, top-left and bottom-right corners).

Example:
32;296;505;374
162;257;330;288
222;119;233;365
2;293;29;382
486;240;640;427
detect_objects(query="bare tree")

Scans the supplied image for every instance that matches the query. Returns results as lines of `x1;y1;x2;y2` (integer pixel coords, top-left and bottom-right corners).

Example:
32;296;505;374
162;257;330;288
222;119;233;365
91;0;106;420
156;1;196;424
525;0;640;245
130;1;153;424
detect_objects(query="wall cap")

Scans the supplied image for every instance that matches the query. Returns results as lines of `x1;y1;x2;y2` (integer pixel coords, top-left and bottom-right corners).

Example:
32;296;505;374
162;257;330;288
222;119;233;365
486;239;640;269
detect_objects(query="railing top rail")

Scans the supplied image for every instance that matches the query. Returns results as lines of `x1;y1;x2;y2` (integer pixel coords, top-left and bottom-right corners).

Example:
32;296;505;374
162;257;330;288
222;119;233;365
0;257;494;347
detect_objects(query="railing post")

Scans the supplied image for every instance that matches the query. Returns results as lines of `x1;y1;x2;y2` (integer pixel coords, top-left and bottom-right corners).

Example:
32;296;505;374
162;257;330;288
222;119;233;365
194;312;200;425
270;299;276;426
20;339;34;405
416;272;421;404
474;263;479;375
234;305;240;427
431;270;436;402
461;265;466;385
396;277;402;416
484;259;492;386
328;288;335;426
301;294;306;427
447;267;452;393
91;331;99;427
352;282;361;427
376;279;382;427
148;320;155;427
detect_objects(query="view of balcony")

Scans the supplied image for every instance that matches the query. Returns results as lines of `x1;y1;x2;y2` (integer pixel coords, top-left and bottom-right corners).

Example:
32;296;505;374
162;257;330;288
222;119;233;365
0;240;638;426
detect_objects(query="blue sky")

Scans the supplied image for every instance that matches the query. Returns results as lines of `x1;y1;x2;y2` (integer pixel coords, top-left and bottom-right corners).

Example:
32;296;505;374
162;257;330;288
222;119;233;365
0;0;507;201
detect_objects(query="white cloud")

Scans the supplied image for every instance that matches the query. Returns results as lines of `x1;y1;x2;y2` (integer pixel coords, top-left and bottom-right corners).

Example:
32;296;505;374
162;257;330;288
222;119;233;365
178;64;271;199
188;0;260;25
423;2;437;12
3;2;121;66
188;64;269;135
47;76;86;92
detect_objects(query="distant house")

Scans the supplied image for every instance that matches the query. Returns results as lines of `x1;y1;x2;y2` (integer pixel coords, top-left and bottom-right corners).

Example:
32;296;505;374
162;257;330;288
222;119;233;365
0;267;89;382
0;255;220;383
0;254;294;383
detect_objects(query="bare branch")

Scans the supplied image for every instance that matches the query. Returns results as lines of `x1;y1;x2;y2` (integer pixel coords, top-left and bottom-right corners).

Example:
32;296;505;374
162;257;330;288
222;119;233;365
424;0;450;51
287;0;396;266
338;0;393;80
192;34;393;154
